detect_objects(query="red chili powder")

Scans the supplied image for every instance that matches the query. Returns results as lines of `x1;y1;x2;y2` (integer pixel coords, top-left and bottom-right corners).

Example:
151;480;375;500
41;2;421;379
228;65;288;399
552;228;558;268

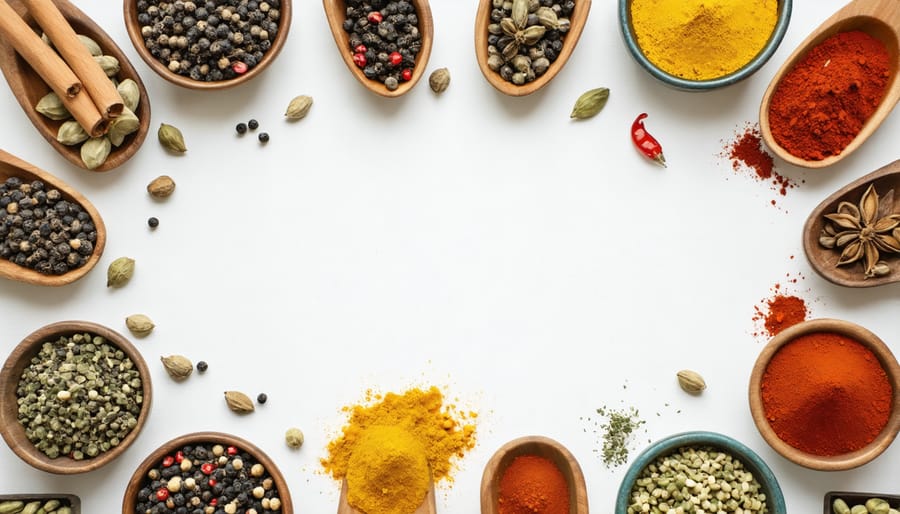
752;279;809;338
725;124;796;198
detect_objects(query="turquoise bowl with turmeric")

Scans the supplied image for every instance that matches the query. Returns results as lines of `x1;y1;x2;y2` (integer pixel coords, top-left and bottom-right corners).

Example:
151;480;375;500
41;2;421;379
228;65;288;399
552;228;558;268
618;0;793;91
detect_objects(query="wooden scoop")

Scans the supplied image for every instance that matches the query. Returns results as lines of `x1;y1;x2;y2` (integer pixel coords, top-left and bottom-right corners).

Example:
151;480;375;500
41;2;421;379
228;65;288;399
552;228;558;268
338;477;436;514
803;158;900;287
0;149;106;286
759;0;900;168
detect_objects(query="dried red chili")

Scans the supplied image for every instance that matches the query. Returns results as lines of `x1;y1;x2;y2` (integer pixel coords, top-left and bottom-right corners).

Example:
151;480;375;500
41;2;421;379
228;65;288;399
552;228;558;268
631;113;666;167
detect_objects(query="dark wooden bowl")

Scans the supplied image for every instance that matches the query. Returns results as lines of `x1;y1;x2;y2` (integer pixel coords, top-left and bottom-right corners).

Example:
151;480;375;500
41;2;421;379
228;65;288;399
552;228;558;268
0;0;151;172
0;494;81;514
0;321;152;474
824;491;900;514
123;432;293;514
123;0;292;90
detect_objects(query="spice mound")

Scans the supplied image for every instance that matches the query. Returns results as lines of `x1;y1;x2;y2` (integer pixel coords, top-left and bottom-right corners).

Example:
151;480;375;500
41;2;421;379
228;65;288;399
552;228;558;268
0;177;97;275
16;332;143;459
761;332;892;456
343;0;422;91
322;386;477;514
498;454;569;514
132;442;284;514
625;446;767;514
630;0;777;81
768;31;890;161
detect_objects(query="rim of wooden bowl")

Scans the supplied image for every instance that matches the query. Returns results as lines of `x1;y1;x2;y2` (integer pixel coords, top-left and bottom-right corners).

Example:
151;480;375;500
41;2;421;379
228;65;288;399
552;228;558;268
0;321;152;474
122;431;293;514
748;318;900;471
122;0;292;90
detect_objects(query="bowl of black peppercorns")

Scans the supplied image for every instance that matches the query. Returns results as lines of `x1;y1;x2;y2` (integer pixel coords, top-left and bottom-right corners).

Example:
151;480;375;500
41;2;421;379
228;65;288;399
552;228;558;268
123;0;292;89
123;432;293;514
0;321;152;474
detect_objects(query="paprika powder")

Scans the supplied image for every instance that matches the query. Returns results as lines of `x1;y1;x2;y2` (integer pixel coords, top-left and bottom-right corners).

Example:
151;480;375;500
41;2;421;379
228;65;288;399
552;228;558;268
767;31;890;161
761;332;892;456
498;454;569;514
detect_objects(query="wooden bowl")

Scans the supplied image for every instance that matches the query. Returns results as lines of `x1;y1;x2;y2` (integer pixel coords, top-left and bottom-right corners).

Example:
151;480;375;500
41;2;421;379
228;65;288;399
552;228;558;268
824;491;900;514
0;321;152;474
0;494;81;514
759;0;900;168
475;0;591;96
481;436;588;514
748;319;900;471
123;0;292;90
803;158;900;287
123;432;293;514
0;0;151;172
0;149;106;286
323;0;433;97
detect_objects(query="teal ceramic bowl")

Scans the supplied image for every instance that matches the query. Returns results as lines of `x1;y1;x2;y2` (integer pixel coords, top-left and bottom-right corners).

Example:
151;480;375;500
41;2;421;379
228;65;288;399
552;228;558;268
615;431;786;514
618;0;793;91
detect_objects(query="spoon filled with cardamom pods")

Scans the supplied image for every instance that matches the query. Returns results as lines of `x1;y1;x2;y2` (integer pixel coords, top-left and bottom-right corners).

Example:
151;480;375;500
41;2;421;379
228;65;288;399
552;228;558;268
0;149;106;286
803;158;900;287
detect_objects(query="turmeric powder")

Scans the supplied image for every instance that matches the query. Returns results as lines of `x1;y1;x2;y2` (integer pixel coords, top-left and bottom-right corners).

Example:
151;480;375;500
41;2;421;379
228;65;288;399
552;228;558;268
346;426;430;514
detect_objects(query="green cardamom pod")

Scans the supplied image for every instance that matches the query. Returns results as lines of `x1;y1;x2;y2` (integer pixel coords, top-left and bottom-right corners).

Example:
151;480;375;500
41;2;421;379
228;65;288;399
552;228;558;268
867;499;891;514
57;120;89;146
161;355;193;380
117;78;141;112
502;40;520;61
520;25;546;46
285;95;313;120
35;92;71;120
40;500;60;513
108;107;140;147
676;369;706;394
511;55;531;74
851;506;869;514
536;7;559;29
570;87;610;119
80;137;111;170
428;68;450;93
158;123;187;153
511;0;528;30
78;34;103;56
224;390;255;413
107;256;135;287
93;55;120;77
126;314;155;337
500;18;518;37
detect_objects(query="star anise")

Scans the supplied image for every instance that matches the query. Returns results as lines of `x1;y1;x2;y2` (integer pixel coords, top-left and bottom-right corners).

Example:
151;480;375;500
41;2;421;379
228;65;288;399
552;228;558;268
819;184;900;277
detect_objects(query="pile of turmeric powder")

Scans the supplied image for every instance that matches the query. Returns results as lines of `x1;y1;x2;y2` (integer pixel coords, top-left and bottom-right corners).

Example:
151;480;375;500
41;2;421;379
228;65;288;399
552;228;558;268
321;386;477;514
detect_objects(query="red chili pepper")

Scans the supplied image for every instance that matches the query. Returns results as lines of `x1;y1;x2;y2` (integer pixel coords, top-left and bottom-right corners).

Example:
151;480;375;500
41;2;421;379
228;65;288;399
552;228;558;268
630;113;666;167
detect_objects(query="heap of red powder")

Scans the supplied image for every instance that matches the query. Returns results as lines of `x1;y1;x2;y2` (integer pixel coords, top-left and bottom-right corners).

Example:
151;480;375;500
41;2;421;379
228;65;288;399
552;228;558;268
752;279;809;338
725;124;796;202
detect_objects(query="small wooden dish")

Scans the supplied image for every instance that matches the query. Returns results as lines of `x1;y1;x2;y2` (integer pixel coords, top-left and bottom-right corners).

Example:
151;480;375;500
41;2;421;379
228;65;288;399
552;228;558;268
824;491;900;514
474;0;591;96
0;321;152;474
803;159;900;287
759;0;900;168
123;432;293;514
0;149;106;286
123;0;292;90
748;319;900;471
338;476;435;514
0;0;151;172
0;494;81;514
323;0;433;97
481;436;588;514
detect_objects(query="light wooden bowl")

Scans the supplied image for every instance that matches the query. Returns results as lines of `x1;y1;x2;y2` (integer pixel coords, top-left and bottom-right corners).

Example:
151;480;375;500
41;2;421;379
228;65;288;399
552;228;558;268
123;0;292;90
123;432;293;514
0;149;106;286
475;0;591;96
0;321;152;474
323;0;433;97
748;319;900;471
481;436;588;514
0;0;151;172
803;159;900;287
759;0;900;168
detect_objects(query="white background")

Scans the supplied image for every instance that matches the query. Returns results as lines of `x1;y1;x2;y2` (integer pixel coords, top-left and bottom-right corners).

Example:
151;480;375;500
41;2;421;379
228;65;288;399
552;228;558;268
2;0;900;512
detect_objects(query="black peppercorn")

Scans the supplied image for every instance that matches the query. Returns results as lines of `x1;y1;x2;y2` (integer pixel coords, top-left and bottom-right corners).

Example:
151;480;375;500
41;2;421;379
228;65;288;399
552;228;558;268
236;122;247;134
247;119;259;130
258;132;269;143
196;361;208;372
148;217;160;228
257;393;267;404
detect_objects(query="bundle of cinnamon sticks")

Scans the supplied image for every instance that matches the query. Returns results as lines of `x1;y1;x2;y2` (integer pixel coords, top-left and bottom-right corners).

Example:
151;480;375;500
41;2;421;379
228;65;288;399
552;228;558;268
0;0;123;137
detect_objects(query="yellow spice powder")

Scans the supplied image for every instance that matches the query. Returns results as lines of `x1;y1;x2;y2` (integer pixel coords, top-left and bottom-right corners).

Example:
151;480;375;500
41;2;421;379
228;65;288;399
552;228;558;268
346;426;430;514
631;0;778;81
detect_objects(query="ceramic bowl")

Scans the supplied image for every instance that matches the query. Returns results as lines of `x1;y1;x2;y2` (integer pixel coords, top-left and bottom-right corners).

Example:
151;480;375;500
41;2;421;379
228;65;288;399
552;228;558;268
0;321;152;474
618;0;792;90
748;319;900;471
0;494;80;514
824;491;900;514
123;0;292;90
123;432;293;514
615;431;785;514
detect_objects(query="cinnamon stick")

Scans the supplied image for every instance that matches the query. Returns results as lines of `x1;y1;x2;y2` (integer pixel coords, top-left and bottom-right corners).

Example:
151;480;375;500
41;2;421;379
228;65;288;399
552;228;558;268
20;0;123;119
0;0;80;97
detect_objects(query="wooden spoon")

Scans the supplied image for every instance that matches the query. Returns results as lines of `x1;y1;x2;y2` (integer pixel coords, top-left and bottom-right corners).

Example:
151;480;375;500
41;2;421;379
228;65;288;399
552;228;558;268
759;0;900;168
0;0;150;172
323;0;433;98
480;436;588;514
337;476;436;514
474;0;592;97
0;149;106;286
803;158;900;287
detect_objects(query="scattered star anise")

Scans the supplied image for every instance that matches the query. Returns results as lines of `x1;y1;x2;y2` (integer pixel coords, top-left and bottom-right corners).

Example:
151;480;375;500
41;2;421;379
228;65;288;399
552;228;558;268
819;184;900;277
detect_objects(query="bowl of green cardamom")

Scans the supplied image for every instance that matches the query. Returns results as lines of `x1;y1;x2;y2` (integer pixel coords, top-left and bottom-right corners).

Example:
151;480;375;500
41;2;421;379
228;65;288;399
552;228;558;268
825;492;900;514
0;320;152;474
618;0;792;90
